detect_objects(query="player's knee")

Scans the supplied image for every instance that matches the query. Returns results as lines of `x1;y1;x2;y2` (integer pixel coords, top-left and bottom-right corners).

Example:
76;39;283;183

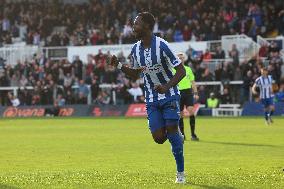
154;136;167;144
166;126;178;134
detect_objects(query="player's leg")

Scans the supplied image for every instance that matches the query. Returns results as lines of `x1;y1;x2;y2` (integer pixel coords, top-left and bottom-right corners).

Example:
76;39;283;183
147;102;167;144
179;111;185;138
262;99;270;124
184;91;198;140
268;98;275;123
179;94;185;138
187;105;199;141
162;98;185;183
151;127;167;144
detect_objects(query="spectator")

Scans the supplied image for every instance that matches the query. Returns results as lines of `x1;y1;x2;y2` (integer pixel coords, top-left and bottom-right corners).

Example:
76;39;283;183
128;82;144;103
91;78;100;103
275;79;284;102
203;49;212;62
229;44;240;68
77;92;87;104
220;88;232;104
206;92;219;108
73;56;83;80
78;79;89;98
213;46;225;59
57;94;66;106
97;91;111;105
7;92;20;107
242;70;254;103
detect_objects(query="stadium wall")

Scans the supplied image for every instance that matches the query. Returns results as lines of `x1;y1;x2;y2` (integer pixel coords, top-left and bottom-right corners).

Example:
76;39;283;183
0;104;212;118
3;102;284;118
242;102;284;116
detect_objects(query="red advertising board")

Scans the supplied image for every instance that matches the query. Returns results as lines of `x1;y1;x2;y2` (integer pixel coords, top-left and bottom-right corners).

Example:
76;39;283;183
125;104;147;117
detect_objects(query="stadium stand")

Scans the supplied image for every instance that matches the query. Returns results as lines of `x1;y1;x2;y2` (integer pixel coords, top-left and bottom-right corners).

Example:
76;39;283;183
0;0;283;107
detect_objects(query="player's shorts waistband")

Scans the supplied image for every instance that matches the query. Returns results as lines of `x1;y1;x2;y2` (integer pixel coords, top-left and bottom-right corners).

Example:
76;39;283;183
180;88;193;94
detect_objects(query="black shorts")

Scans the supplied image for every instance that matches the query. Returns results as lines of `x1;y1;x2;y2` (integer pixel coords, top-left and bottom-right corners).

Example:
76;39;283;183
179;88;194;109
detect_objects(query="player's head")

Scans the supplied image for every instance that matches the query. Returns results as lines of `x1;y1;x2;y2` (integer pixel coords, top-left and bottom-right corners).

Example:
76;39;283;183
177;52;188;64
133;12;155;39
260;67;268;76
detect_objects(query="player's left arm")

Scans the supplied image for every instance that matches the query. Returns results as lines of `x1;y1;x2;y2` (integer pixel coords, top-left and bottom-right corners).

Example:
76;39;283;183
155;64;185;94
155;40;185;94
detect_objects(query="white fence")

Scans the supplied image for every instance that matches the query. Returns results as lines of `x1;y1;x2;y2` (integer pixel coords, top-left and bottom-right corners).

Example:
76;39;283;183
222;34;259;59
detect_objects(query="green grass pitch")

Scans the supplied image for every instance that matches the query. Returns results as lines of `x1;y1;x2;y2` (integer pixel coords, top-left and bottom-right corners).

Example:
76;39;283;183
0;117;283;189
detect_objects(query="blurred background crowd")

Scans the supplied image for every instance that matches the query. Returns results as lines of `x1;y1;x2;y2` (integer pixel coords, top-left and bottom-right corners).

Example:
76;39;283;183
1;0;284;46
0;0;284;107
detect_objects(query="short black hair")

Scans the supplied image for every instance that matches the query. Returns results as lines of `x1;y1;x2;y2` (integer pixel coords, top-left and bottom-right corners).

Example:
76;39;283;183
137;12;155;31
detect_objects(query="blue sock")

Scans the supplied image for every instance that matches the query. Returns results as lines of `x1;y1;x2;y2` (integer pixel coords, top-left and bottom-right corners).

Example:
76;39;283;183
264;111;269;120
167;132;184;172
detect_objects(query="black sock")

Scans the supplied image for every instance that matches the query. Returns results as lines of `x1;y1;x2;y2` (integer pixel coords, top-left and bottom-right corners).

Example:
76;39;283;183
270;110;274;116
265;111;269;120
190;115;196;137
179;118;185;136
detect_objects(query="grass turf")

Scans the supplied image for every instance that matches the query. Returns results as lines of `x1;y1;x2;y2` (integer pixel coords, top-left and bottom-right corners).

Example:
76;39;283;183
0;117;283;189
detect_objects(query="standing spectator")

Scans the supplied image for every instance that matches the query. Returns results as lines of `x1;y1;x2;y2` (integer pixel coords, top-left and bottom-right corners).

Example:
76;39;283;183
73;56;83;80
242;70;254;103
91;78;100;103
229;44;240;68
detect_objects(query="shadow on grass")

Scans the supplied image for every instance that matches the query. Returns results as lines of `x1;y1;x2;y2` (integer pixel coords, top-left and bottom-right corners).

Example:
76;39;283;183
200;140;277;147
189;183;236;189
0;184;20;189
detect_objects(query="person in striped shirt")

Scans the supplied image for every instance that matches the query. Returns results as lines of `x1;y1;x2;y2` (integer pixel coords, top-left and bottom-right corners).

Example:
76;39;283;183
252;67;275;125
110;12;186;184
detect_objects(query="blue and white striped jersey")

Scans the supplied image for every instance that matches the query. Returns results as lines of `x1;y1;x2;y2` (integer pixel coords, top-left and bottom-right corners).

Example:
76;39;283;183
255;75;274;99
130;35;181;103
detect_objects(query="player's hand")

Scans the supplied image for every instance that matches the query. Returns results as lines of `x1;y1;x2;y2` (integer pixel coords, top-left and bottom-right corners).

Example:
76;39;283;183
109;55;119;67
154;84;169;94
136;66;146;74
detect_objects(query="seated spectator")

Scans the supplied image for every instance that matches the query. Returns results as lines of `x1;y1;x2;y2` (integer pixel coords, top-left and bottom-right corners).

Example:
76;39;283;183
128;82;144;103
206;92;219;108
220;88;232;104
97;91;111;105
77;92;87;104
7;92;20;107
213;46;225;59
201;68;213;81
57;94;66;106
274;79;284;102
78;80;89;98
45;101;60;117
203;49;212;62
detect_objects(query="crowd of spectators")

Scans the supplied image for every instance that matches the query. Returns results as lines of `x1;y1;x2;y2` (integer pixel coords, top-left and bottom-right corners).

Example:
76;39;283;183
0;0;284;107
0;0;284;47
0;40;283;107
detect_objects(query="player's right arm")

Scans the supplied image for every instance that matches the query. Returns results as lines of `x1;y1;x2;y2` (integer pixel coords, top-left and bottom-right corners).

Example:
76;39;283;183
110;55;144;81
